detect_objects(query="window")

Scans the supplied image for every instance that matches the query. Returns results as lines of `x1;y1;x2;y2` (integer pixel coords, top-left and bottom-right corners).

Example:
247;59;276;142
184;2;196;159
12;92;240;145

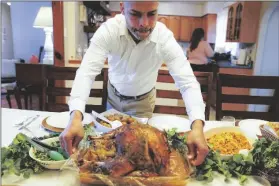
215;7;239;56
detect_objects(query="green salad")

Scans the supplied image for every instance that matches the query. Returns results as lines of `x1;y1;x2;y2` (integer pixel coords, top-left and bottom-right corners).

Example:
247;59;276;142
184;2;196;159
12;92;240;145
34;141;61;161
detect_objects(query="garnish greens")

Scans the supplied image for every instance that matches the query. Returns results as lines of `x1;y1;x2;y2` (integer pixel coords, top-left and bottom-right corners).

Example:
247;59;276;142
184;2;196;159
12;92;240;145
166;128;279;185
196;138;279;185
1;123;95;178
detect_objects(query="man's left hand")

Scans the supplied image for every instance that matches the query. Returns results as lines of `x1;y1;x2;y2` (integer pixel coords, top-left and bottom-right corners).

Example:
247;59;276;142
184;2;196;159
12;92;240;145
186;120;209;166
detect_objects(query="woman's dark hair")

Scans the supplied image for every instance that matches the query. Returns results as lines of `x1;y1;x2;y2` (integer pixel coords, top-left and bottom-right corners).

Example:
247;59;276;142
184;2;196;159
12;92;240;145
189;28;205;52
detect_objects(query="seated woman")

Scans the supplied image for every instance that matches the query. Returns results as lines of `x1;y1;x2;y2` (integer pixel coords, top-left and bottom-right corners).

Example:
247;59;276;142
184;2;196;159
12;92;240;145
187;28;214;67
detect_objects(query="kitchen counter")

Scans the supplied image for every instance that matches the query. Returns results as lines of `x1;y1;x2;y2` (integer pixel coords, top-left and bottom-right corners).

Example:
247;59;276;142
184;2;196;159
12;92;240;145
216;60;253;69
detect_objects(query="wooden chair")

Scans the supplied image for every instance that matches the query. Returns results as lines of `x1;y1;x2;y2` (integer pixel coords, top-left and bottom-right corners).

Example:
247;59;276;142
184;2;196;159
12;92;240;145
190;62;219;109
216;74;279;121
42;66;108;113
155;70;212;120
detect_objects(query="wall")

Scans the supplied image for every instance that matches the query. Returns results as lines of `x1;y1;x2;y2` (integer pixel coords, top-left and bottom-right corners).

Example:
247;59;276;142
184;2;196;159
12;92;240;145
2;3;14;59
109;1;204;17
10;2;51;62
63;2;87;67
203;2;224;15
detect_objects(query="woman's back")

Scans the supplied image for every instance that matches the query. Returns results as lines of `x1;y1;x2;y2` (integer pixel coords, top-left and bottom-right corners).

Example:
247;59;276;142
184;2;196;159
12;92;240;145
187;40;214;65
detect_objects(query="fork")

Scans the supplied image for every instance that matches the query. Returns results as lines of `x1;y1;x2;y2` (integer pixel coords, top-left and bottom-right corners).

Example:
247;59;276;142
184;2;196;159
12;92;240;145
14;115;37;127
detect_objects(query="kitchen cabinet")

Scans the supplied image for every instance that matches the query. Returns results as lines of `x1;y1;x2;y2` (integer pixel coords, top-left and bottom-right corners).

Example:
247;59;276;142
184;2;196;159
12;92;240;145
202;14;217;43
192;17;203;31
179;17;192;42
180;17;204;42
168;16;181;40
158;15;169;28
226;2;262;43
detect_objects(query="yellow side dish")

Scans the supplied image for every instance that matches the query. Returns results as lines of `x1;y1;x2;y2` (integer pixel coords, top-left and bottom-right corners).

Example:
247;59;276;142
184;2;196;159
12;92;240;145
207;132;252;155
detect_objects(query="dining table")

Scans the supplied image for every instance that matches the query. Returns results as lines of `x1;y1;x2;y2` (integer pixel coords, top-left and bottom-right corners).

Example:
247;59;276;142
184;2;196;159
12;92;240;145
1;108;270;186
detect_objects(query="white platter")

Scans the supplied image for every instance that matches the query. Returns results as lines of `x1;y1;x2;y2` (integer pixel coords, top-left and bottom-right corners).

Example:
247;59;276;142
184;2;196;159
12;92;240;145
238;119;268;140
46;112;94;129
148;115;190;132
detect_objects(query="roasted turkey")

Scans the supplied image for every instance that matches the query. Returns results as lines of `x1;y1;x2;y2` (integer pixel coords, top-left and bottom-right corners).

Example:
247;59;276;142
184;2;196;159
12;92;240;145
77;123;193;178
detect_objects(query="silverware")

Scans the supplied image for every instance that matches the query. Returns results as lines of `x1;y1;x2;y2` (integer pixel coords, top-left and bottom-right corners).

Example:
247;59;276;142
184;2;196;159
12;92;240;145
18;115;40;130
14;115;36;127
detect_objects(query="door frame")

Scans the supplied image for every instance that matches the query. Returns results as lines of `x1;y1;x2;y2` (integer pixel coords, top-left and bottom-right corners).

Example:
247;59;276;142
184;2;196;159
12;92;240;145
250;2;279;111
52;1;65;67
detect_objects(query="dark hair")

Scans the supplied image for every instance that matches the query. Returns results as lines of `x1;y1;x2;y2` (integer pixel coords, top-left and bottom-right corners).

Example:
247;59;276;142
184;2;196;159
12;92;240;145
189;28;205;52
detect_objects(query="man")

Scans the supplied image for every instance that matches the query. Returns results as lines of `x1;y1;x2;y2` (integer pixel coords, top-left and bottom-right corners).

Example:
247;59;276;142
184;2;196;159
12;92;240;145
60;1;209;166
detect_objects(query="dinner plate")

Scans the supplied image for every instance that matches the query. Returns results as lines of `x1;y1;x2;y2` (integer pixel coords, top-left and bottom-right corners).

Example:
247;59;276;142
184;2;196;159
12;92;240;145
46;112;94;129
238;119;268;139
148;115;190;132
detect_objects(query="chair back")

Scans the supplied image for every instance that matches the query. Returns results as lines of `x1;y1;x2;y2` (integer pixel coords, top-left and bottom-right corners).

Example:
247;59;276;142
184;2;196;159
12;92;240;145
155;70;212;120
216;74;279;121
43;66;108;113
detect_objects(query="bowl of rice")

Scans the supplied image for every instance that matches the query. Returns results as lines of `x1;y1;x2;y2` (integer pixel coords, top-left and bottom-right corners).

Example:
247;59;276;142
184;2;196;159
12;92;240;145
204;127;255;160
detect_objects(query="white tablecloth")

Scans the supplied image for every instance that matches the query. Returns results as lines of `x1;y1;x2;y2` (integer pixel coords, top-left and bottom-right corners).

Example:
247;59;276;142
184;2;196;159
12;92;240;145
1;108;80;186
1;108;267;186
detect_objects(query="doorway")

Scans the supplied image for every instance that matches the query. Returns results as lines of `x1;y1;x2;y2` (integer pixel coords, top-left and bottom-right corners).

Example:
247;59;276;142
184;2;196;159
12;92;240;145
251;3;279;112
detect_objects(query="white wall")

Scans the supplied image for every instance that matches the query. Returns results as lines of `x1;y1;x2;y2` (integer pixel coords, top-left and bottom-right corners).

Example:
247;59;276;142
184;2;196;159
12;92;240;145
1;3;14;59
63;2;87;67
10;2;52;62
203;2;225;15
109;1;204;17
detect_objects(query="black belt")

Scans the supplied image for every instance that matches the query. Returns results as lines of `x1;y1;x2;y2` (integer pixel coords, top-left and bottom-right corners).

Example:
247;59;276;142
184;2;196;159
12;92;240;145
110;81;154;100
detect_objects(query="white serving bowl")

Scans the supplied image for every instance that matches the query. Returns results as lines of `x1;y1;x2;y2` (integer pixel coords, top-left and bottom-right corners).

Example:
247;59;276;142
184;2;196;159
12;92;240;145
204;126;255;160
29;137;68;170
148;115;190;132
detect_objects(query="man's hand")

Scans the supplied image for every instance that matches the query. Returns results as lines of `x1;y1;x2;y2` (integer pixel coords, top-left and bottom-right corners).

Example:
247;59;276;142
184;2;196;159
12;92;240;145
59;111;84;155
187;120;209;166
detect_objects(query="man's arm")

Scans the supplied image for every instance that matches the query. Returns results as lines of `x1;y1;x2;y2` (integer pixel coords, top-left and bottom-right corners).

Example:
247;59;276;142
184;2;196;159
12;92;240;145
68;23;112;116
161;31;209;166
161;32;205;125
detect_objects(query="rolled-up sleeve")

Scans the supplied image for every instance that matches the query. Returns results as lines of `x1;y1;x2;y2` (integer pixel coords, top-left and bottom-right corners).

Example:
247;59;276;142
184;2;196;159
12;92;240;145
68;23;111;115
161;32;205;124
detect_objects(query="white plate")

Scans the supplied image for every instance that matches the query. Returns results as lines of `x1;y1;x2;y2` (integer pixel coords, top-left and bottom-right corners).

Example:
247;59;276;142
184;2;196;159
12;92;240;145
46;112;94;129
238;119;268;139
148;115;190;132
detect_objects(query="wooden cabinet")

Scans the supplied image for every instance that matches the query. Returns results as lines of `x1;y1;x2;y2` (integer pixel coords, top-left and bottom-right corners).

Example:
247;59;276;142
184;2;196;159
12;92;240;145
158;15;169;27
192;17;203;31
168;16;181;40
157;14;216;43
202;14;217;43
226;2;262;43
180;17;203;42
179;17;192;42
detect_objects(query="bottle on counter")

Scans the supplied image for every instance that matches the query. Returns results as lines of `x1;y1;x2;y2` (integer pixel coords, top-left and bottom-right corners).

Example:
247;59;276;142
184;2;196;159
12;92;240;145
76;44;82;60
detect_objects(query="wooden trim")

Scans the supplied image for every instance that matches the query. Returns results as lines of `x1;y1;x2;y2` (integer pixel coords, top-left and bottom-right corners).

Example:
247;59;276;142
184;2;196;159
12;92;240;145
52;1;65;104
69;59;83;64
52;1;64;67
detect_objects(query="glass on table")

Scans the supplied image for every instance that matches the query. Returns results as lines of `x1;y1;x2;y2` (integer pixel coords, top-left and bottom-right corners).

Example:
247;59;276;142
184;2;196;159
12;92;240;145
221;116;236;126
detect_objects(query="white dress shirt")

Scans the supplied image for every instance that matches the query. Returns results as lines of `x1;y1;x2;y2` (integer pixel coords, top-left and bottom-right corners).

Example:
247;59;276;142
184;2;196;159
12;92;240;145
69;14;205;124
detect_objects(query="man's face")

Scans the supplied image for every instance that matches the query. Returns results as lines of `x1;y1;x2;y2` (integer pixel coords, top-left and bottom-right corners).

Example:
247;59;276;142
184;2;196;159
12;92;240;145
120;1;158;41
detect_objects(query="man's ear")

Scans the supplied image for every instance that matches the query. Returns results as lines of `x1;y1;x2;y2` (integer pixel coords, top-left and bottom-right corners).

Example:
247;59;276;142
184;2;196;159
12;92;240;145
120;2;124;14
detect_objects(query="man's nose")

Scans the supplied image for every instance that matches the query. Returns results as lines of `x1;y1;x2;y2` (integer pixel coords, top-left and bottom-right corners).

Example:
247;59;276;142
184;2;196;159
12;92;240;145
140;15;148;27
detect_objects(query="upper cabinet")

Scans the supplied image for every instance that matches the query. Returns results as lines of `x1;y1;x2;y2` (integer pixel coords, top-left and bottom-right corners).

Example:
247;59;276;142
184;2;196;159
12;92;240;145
158;16;170;28
180;17;192;42
202;14;217;43
168;16;181;40
226;2;262;43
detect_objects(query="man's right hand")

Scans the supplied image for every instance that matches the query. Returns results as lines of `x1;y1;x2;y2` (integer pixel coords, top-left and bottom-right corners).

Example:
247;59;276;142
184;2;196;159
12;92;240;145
59;111;84;155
